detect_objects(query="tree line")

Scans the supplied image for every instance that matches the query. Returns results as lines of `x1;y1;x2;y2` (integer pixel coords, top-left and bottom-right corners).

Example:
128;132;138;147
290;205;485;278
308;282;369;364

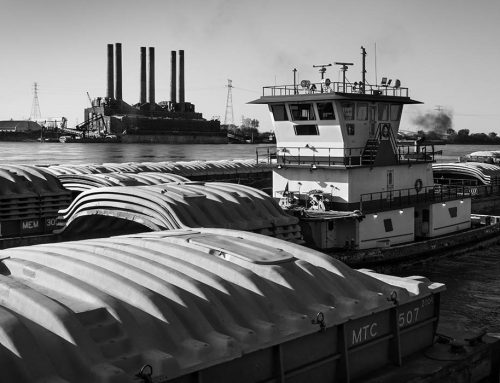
406;128;500;145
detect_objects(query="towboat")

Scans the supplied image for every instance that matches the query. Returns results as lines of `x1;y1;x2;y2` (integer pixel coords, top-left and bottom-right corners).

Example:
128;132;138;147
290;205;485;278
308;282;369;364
250;47;490;264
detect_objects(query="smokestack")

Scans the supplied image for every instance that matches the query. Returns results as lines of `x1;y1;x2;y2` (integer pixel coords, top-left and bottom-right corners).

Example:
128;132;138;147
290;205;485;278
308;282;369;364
149;47;155;107
115;43;122;101
107;44;114;99
140;47;147;104
170;51;177;104
179;50;185;103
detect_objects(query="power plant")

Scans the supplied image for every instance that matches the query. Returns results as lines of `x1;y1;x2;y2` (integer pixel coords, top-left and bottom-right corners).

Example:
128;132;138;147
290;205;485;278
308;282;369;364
82;43;226;143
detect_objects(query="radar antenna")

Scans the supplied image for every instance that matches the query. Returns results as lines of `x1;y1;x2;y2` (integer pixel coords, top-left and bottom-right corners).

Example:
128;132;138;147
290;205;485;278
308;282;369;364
334;62;353;92
312;63;332;80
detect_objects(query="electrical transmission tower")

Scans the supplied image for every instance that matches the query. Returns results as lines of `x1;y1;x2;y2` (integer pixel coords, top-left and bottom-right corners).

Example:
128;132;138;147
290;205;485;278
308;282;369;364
30;82;41;120
224;79;234;126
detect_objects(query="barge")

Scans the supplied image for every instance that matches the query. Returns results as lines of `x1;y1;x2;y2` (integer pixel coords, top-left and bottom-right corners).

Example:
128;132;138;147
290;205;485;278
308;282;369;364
0;228;496;383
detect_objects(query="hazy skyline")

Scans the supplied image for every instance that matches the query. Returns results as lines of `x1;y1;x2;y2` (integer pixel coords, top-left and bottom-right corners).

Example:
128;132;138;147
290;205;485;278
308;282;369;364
1;0;499;134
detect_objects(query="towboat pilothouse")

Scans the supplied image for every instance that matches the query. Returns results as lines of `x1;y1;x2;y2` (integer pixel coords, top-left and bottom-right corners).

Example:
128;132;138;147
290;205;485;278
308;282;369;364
251;47;472;254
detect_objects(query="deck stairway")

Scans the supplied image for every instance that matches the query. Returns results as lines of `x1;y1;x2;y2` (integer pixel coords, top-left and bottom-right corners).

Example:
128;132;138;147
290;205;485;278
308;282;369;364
361;139;380;165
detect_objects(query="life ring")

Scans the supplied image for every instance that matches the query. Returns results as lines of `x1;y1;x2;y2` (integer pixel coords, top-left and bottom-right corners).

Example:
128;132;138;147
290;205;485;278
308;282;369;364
415;178;423;193
381;123;390;138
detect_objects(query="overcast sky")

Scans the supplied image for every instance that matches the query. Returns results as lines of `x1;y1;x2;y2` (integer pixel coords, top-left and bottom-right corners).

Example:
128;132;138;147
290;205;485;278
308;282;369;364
1;0;499;134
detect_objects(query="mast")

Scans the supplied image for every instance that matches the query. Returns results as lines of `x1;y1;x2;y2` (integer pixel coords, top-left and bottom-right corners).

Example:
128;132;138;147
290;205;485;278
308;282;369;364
361;46;367;94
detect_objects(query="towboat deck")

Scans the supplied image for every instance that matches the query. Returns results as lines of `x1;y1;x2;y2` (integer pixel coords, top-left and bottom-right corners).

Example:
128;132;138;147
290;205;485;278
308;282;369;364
256;80;413;100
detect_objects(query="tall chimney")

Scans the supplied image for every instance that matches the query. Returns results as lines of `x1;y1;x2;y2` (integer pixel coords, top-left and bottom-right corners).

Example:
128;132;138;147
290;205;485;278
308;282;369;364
107;44;114;99
170;51;177;104
115;43;122;101
149;47;155;107
140;47;147;104
179;50;185;103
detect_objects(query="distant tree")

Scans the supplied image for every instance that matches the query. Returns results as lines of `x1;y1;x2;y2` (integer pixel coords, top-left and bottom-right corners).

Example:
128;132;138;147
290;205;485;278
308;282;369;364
489;132;498;139
470;133;489;143
457;129;470;137
425;131;441;140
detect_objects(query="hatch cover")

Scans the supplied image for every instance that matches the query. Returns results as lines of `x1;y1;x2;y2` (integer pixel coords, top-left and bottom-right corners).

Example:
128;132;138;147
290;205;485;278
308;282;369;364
188;235;294;264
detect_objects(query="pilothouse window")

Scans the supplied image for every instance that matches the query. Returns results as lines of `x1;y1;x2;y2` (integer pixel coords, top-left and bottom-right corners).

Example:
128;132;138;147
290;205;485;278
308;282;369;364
378;104;389;121
294;124;319;135
357;103;368;120
390;104;402;121
270;104;288;121
341;102;354;121
317;102;335;120
290;104;316;121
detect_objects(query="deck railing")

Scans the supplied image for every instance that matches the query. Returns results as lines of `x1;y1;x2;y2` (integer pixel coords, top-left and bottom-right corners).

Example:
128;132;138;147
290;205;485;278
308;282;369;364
256;144;437;167
359;185;472;213
262;81;409;98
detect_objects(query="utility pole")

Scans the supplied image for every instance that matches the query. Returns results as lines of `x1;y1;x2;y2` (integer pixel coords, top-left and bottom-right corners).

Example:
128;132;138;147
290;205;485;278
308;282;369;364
30;82;41;120
224;79;234;126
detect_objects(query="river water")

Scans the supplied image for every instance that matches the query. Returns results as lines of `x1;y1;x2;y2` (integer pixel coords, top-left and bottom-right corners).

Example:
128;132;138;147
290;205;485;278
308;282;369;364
1;142;499;335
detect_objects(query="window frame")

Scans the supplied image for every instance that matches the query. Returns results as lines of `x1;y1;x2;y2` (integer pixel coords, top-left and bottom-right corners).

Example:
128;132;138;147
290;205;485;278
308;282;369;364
356;102;368;121
341;102;355;121
390;104;402;121
293;124;319;136
289;103;316;121
378;103;389;121
270;104;289;121
317;102;336;120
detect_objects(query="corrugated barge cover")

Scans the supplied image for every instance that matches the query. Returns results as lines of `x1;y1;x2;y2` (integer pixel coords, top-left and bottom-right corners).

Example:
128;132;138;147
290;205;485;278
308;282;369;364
0;229;444;382
0;164;67;196
43;159;271;177
56;182;302;242
433;162;500;185
57;172;190;191
0;165;72;237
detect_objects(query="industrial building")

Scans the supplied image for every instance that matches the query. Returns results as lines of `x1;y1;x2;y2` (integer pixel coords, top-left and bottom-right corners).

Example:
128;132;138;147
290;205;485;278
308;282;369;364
83;43;226;143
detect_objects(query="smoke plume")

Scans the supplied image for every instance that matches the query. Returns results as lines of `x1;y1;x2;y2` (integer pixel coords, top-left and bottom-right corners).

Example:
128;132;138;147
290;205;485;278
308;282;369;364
412;110;453;134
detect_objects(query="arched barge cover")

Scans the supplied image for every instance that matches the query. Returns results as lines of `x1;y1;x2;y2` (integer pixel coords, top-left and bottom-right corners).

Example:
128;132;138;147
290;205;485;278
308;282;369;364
0;165;71;237
433;162;500;185
57;172;190;192
0;229;445;382
56;182;302;242
43;159;271;178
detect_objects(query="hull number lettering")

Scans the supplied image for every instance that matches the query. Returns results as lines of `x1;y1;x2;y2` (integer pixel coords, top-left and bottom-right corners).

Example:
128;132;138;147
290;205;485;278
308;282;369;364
352;322;378;345
398;308;419;327
21;220;39;230
45;217;57;227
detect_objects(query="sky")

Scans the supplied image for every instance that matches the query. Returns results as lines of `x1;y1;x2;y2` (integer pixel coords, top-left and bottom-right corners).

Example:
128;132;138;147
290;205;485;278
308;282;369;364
1;0;500;134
